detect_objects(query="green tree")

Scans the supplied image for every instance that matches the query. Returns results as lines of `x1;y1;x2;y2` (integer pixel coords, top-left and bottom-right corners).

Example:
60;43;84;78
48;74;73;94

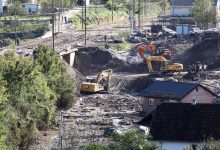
34;45;76;109
0;52;56;149
191;0;216;29
40;0;76;9
0;76;9;150
8;2;28;16
110;130;158;150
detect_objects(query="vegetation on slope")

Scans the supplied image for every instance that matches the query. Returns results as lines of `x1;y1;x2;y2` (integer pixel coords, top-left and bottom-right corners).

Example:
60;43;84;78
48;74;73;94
0;46;75;149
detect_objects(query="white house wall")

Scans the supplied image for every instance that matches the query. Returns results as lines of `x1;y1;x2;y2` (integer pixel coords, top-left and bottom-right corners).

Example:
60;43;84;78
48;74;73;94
156;141;201;150
23;3;38;13
0;0;3;15
216;0;220;29
172;6;192;16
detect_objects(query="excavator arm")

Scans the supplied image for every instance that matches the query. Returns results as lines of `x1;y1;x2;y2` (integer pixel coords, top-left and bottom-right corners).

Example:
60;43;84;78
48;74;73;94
136;43;157;61
96;69;113;90
146;56;168;72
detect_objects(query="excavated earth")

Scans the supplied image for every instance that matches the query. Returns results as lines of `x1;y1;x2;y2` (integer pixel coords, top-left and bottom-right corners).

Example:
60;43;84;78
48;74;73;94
73;47;147;76
180;37;220;70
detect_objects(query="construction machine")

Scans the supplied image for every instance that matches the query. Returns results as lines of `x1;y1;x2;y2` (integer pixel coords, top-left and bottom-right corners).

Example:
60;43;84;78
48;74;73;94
146;56;183;73
80;69;113;93
136;43;172;59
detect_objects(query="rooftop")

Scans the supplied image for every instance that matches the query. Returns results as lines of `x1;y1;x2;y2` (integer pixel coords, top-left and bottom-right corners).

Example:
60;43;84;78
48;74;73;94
150;103;220;142
139;81;205;100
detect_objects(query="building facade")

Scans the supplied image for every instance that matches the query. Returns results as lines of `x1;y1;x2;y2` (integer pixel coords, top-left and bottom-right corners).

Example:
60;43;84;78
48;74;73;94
139;81;216;113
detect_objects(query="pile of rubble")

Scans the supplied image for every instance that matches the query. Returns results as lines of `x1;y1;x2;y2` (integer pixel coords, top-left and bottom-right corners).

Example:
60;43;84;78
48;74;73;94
180;37;220;70
62;93;142;149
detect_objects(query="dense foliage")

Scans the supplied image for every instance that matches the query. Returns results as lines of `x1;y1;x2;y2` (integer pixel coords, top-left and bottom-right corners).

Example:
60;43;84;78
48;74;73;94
72;6;127;29
80;130;159;150
192;0;216;29
8;2;28;16
0;21;50;34
0;46;75;149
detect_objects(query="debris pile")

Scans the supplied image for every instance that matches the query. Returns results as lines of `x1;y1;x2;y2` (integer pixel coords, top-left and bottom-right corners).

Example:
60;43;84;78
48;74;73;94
179;38;220;70
74;47;147;76
62;94;142;149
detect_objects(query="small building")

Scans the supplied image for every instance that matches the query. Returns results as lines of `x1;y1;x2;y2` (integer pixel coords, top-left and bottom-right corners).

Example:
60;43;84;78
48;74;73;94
149;103;220;150
0;0;3;15
170;0;220;26
22;3;39;14
139;81;217;113
0;0;7;16
76;0;90;6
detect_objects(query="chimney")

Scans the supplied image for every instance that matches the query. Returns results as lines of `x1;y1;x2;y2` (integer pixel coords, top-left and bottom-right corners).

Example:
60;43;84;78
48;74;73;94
192;97;197;105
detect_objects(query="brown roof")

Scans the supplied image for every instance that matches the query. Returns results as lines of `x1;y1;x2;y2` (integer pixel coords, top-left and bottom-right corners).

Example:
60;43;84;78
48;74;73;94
139;81;217;100
150;103;220;142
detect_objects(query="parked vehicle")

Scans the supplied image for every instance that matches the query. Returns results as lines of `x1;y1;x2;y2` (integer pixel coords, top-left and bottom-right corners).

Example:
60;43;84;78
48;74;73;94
206;28;219;32
157;28;177;38
189;27;203;35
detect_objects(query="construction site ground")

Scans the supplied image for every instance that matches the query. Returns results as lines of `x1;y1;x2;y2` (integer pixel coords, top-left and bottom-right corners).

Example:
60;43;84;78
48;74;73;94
9;9;220;150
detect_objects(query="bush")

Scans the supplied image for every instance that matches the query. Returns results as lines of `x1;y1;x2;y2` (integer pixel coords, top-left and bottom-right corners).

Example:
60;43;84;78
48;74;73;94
34;45;76;109
81;130;159;150
8;4;27;16
0;52;56;149
107;41;132;52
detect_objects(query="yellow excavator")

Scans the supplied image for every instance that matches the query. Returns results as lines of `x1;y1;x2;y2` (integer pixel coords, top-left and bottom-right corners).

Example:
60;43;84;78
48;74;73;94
80;69;113;93
136;44;183;73
146;56;183;73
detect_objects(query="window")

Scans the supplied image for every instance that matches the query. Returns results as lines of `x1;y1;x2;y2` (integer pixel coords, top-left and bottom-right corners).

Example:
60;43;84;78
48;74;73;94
149;99;154;105
196;87;199;92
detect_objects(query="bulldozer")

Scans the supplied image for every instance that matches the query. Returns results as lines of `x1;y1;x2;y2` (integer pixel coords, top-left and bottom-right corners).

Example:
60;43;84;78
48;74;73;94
80;69;113;93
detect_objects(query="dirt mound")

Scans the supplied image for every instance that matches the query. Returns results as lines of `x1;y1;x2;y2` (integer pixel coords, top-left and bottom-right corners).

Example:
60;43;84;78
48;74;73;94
122;77;154;93
179;38;220;70
74;47;147;76
64;62;85;91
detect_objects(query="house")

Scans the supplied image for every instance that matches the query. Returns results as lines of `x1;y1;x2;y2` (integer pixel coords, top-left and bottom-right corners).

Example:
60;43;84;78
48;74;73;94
76;0;90;6
149;103;220;150
22;3;39;14
0;0;3;15
171;0;219;17
139;81;217;113
0;0;7;16
170;0;220;26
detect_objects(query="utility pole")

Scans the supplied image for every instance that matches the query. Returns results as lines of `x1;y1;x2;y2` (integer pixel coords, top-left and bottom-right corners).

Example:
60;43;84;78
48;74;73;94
85;1;87;46
58;0;61;32
82;4;84;29
163;0;165;16
52;0;55;51
142;0;145;29
202;0;204;29
112;0;114;22
61;0;63;32
133;0;136;29
138;0;141;29
14;0;17;46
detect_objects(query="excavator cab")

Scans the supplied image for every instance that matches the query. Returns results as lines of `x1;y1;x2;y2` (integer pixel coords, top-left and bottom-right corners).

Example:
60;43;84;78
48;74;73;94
80;69;113;93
